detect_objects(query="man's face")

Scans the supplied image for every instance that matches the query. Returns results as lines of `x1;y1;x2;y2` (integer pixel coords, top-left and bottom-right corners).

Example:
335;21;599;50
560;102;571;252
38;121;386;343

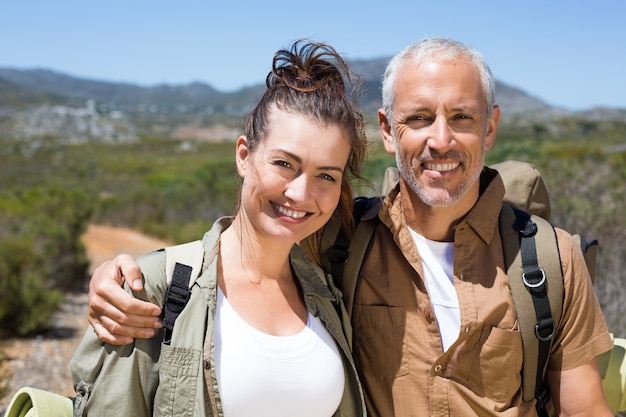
380;58;499;209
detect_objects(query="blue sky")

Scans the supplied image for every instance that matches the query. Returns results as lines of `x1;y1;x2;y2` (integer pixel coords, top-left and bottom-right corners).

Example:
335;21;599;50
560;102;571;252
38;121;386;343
1;0;625;111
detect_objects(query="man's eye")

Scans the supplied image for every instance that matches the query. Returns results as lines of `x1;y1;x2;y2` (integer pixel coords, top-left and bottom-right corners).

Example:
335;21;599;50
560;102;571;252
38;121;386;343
274;160;292;168
405;115;429;128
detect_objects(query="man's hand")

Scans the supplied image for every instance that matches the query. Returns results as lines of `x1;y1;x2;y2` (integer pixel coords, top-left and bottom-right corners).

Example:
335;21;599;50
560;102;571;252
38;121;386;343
88;254;163;345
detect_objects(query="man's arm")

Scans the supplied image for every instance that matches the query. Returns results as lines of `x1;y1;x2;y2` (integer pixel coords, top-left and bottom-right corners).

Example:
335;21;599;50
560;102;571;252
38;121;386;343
547;357;613;416
88;254;163;345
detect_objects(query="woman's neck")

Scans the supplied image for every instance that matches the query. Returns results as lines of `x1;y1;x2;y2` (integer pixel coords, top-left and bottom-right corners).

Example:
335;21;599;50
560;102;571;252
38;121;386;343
221;217;294;283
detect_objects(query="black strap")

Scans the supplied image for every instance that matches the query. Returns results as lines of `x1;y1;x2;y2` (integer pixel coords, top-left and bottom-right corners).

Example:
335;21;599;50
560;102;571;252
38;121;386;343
162;262;193;345
329;196;376;287
513;208;555;413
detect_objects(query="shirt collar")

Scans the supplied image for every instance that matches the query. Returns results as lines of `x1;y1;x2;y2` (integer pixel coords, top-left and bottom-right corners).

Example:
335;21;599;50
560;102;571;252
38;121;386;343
380;167;505;245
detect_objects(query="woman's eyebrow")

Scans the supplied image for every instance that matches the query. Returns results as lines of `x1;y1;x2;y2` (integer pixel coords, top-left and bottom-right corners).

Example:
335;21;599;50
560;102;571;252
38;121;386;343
280;149;344;173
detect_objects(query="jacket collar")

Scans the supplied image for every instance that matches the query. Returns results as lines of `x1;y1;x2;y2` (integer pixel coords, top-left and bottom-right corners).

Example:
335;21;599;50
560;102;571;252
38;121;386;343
290;244;335;301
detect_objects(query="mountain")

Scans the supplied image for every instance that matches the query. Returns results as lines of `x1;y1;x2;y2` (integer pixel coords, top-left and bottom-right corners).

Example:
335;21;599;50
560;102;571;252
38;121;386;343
0;61;624;142
0;68;261;112
0;75;66;109
0;64;559;116
348;57;563;116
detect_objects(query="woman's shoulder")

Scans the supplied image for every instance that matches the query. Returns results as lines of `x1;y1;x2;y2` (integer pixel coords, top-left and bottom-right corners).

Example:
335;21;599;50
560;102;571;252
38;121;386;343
134;249;168;305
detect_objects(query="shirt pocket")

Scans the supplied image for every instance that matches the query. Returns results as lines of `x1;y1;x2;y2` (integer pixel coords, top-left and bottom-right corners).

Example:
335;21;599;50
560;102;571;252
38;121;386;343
154;344;202;416
352;304;409;382
466;326;523;403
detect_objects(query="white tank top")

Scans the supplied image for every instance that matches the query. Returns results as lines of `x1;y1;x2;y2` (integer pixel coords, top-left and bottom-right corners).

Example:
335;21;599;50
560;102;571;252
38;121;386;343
409;228;460;352
214;288;345;417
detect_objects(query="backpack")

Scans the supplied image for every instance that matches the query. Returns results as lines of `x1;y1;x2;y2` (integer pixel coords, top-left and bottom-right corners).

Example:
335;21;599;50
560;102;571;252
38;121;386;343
2;241;208;417
2;387;73;417
161;240;205;345
321;160;625;415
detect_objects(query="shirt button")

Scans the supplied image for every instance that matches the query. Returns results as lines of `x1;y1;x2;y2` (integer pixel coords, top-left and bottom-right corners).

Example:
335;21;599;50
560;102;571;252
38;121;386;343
434;364;442;373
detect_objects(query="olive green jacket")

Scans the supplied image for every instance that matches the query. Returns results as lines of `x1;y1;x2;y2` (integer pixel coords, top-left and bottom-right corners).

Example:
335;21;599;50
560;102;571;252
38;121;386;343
70;217;366;417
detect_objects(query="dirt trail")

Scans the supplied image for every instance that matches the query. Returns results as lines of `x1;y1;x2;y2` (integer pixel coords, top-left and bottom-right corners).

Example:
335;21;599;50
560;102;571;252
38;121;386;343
0;225;170;414
81;225;171;273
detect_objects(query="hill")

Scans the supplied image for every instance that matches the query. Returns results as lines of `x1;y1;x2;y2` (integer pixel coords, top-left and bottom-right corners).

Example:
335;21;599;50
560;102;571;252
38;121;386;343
1;60;625;142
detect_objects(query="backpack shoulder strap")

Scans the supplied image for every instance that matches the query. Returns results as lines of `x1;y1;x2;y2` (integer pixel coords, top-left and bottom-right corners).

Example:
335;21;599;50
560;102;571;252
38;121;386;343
162;240;204;345
499;204;564;410
572;234;599;284
325;196;382;319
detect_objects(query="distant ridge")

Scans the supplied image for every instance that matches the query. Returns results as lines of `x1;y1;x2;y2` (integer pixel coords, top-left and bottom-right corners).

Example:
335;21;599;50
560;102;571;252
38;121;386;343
0;63;564;116
1;59;624;142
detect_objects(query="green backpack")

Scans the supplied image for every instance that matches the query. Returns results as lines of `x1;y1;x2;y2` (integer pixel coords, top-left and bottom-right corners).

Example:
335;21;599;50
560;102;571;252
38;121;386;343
3;387;73;417
320;160;625;415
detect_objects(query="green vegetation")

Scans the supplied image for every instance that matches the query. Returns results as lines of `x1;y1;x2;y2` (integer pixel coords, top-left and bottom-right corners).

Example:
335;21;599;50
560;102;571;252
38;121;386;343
0;124;625;337
0;186;91;335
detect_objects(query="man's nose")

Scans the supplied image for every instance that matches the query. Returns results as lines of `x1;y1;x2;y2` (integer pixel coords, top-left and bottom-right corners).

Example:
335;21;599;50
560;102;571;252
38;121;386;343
426;117;454;152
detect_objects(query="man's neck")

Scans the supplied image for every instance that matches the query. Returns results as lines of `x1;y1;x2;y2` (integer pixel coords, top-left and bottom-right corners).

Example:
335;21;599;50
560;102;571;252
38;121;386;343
399;181;478;242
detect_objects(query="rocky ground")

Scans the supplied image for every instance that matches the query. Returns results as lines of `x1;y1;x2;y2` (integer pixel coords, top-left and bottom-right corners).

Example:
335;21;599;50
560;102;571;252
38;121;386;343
0;225;169;414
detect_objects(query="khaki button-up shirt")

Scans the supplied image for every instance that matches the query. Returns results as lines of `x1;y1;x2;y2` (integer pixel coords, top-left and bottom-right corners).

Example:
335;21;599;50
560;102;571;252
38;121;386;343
352;168;612;416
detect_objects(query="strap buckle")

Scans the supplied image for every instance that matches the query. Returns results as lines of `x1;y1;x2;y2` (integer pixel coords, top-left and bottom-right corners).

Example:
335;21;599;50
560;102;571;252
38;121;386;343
535;317;556;342
329;245;349;265
522;268;546;289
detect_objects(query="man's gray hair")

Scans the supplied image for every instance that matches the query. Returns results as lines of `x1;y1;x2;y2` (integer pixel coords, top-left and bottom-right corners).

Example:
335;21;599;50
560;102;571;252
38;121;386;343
381;37;496;122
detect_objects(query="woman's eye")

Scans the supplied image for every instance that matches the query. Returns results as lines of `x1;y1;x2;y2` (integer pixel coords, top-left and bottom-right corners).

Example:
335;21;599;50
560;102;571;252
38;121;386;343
320;173;336;182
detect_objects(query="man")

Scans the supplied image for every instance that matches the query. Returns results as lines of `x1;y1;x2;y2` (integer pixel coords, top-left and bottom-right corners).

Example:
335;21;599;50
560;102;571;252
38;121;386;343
86;37;613;416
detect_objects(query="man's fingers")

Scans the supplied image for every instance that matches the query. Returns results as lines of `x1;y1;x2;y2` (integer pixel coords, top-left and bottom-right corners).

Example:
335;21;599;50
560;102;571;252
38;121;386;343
91;322;135;346
89;263;162;318
114;254;144;291
91;321;158;345
116;296;162;318
96;314;160;339
91;311;162;345
114;311;163;331
87;254;163;344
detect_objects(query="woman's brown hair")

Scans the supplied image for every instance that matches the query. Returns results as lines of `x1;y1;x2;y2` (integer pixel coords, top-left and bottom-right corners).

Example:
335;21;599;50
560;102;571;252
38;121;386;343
241;39;368;262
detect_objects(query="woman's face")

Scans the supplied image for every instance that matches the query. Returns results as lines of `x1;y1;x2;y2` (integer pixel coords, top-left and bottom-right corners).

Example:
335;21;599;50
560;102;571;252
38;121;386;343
236;108;351;245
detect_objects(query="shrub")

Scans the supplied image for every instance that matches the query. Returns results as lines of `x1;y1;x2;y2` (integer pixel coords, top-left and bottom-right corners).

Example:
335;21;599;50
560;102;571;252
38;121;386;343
0;186;92;335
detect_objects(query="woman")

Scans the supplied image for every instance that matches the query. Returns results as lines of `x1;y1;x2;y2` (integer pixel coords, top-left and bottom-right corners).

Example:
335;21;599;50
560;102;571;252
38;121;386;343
70;40;368;417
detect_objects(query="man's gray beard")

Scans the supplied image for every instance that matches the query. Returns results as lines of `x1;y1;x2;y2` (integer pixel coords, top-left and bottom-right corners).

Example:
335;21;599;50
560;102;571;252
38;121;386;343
395;153;479;208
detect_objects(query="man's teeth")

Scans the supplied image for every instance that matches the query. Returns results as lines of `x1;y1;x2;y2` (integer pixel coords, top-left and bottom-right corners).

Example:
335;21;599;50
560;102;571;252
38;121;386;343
274;204;307;219
424;162;459;172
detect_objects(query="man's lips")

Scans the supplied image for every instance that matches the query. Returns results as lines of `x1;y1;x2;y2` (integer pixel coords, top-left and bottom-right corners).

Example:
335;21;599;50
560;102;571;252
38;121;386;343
422;161;460;172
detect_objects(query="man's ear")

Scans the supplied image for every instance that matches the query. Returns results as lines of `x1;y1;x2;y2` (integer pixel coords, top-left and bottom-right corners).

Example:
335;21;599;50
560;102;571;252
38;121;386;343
378;108;396;155
235;136;249;177
484;105;501;151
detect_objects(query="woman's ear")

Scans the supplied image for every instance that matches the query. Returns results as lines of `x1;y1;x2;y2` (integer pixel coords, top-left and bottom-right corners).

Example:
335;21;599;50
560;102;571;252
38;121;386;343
235;136;249;177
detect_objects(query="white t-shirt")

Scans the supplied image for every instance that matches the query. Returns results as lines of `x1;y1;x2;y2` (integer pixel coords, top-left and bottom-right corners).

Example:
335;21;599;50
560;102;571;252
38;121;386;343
409;228;460;351
214;288;345;417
